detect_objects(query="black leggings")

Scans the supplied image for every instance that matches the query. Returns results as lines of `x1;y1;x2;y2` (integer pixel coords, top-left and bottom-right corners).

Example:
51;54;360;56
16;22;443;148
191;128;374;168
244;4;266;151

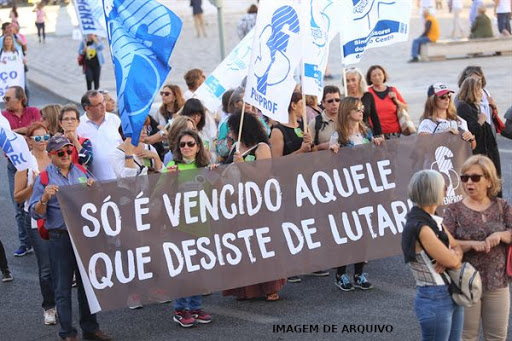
337;262;365;278
85;63;101;90
0;239;9;273
35;22;45;41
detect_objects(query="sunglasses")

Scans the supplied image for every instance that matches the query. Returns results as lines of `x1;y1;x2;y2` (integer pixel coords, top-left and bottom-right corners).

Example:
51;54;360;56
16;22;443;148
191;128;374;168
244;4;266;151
50;149;73;157
30;134;50;142
326;98;340;104
354;106;365;113
179;141;196;148
437;94;451;100
160;91;171;96
460;174;484;183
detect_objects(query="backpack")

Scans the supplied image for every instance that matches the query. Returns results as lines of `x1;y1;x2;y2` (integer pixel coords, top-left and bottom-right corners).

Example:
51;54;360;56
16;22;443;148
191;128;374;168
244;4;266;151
442;262;482;307
37;164;87;240
313;114;328;146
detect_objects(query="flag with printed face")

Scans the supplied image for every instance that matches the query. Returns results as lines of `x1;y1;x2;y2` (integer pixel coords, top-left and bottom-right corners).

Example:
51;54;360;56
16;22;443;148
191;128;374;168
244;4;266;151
195;28;255;113
73;0;107;37
103;0;182;145
301;0;341;98
244;0;304;123
339;0;412;65
0;120;36;171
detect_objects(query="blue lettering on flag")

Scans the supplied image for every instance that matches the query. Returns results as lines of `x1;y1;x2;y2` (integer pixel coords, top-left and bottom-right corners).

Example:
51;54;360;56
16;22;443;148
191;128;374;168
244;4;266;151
104;0;182;145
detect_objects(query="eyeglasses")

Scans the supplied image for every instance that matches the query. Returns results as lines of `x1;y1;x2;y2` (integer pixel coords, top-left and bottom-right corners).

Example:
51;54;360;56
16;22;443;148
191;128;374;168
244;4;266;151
354;106;365;113
326;98;340;104
179;141;196;148
30;134;50;143
437;94;451;100
61;117;77;122
3;96;11;102
460;174;484;183
50;149;73;157
160;91;171;96
88;100;105;108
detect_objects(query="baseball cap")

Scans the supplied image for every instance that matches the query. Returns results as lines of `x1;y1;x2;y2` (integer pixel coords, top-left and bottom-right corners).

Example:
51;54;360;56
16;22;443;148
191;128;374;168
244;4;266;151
427;83;454;97
46;135;73;153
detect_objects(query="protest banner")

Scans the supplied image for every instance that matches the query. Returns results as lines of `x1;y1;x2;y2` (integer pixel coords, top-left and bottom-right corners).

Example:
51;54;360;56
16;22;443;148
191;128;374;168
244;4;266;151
195;28;255;113
103;0;182;145
57;134;471;313
301;0;341;98
244;0;305;123
338;0;412;65
0;125;36;171
0;54;25;100
72;0;107;37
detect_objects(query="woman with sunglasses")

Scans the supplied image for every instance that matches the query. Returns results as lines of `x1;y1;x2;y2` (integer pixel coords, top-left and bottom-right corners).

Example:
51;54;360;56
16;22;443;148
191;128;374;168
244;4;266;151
443;155;512;340
157;84;185;126
457;77;501;182
111;117;164;178
58;104;93;169
163;116;197;165
366;65;407;138
344;67;382;137
329;97;383;291
418;83;476;149
13;122;56;326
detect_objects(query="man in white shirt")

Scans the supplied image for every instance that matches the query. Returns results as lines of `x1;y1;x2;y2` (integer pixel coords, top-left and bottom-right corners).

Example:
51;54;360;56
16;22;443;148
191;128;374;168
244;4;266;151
77;90;123;181
495;0;512;35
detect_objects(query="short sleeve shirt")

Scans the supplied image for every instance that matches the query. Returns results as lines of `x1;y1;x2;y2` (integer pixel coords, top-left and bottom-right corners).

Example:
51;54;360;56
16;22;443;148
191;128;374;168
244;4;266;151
308;111;336;145
2;107;41;130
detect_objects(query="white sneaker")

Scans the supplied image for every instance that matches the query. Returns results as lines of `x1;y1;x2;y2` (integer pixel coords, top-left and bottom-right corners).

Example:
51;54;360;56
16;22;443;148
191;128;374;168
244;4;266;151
44;308;57;325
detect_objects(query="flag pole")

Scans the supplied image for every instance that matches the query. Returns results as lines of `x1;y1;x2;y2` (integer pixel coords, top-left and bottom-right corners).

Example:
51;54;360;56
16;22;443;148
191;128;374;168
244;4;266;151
236;102;246;153
302;93;308;134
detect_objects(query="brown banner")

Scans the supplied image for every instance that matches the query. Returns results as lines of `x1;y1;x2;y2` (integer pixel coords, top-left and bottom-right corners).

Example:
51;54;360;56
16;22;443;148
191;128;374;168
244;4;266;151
57;133;471;313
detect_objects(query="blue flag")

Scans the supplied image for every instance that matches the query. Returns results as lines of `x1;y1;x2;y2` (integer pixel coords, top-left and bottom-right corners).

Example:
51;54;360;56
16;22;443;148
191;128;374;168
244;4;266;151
103;0;182;145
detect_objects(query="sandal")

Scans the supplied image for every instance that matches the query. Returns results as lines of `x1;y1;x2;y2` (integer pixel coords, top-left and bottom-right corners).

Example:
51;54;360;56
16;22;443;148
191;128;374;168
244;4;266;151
266;293;280;302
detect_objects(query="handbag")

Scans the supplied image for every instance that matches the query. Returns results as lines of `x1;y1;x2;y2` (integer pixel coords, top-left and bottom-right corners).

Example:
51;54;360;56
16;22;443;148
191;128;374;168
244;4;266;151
442;262;482;307
491;105;506;134
397;106;416;135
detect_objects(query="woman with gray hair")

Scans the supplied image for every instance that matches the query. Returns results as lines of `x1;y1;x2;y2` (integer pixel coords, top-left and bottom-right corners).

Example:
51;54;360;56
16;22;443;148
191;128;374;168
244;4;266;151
402;169;464;340
344;67;382;136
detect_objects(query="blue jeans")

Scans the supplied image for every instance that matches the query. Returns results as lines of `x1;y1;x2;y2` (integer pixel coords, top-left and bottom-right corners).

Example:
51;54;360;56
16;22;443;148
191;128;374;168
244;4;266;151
497;13;511;34
7;162;31;249
25;213;55;310
411;36;432;59
414;285;464;341
174;295;201;311
49;230;99;339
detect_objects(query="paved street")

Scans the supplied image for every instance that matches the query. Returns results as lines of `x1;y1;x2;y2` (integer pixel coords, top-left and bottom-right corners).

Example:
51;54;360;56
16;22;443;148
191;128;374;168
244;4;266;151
0;1;511;340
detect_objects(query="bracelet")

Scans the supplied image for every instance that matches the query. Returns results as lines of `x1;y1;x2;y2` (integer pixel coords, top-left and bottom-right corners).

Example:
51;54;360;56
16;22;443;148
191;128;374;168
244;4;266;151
125;155;134;160
39;199;47;206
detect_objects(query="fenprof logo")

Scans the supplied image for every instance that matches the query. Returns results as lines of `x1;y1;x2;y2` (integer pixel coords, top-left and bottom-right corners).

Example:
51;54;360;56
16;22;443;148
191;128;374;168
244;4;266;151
430;146;463;205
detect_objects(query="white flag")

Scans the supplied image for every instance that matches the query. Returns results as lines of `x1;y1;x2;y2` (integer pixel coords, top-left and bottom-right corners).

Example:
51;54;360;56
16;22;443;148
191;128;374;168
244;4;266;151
195;28;256;113
73;0;107;37
0;53;25;101
244;0;304;123
0;126;36;171
339;0;412;65
301;0;341;98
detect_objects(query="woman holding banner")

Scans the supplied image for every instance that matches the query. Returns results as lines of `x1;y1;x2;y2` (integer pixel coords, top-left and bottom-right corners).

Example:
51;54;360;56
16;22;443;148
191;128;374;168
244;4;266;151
402;169;464;341
330;97;384;291
13;122;56;326
222;110;286;301
344;67;382;137
1;34;25;72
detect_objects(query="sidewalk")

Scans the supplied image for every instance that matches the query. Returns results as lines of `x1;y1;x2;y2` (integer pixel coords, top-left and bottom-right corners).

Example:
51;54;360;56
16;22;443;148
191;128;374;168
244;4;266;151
1;1;511;122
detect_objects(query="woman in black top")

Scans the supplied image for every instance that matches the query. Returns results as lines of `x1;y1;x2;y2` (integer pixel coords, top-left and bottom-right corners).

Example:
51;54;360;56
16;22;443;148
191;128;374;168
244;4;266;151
456;77;501;179
344;67;382;136
269;91;312;157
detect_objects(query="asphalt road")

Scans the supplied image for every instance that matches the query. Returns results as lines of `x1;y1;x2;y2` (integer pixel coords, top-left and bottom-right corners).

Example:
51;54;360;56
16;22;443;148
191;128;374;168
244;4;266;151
0;84;511;341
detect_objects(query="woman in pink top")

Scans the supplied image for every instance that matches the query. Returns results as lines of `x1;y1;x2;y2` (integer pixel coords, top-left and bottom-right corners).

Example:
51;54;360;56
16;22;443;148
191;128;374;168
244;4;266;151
34;2;46;43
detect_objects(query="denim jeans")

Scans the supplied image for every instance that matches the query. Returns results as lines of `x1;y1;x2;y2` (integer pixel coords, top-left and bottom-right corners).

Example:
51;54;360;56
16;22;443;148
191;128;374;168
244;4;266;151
174;295;202;311
7;162;31;249
25;213;55;310
49;230;98;339
411;36;432;59
414;285;464;341
497;13;511;34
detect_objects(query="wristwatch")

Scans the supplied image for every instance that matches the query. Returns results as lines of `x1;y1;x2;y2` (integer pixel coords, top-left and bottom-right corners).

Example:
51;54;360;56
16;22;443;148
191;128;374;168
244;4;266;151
158;130;165;137
125;155;134;160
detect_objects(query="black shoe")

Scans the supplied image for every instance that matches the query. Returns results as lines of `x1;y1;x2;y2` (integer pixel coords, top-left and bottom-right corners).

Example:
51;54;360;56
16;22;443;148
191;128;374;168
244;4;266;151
83;330;112;341
287;276;301;283
354;273;373;290
408;57;419;63
2;270;13;282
